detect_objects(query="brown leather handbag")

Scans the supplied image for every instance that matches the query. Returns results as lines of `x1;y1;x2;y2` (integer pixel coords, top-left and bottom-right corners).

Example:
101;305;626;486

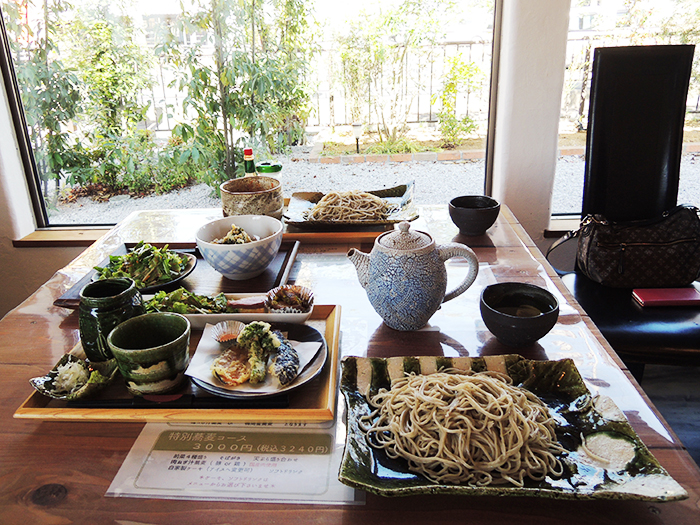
574;205;700;288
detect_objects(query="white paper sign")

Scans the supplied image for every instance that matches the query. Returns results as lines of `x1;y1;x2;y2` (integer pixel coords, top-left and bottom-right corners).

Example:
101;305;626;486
107;422;362;505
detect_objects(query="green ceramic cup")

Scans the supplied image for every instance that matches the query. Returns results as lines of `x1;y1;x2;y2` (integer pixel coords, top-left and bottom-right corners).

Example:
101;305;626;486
107;312;191;396
79;277;146;362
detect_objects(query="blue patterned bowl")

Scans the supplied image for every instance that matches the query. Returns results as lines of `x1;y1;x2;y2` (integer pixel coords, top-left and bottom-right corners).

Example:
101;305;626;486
196;215;283;280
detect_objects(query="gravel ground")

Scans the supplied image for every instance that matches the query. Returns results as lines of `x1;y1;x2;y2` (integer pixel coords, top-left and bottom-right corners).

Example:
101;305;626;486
46;151;700;225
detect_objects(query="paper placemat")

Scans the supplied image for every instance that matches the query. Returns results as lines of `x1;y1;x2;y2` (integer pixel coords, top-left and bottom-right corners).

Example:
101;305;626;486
106;422;363;505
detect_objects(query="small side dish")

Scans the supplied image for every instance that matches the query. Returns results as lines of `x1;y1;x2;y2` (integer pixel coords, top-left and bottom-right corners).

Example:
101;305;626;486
265;285;314;313
145;288;233;314
195;215;284;280
94;241;188;289
145;287;304;315
30;353;119;400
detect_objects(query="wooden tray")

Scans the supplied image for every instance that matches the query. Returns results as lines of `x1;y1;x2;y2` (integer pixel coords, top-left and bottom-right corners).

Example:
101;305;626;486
53;241;300;309
14;305;341;423
282;225;392;244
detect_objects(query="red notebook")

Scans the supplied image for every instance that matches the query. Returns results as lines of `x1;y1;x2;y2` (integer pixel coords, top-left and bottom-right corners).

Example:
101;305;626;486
632;287;700;307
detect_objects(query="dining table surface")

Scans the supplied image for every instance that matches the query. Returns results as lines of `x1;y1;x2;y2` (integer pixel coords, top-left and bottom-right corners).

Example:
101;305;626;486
2;204;700;524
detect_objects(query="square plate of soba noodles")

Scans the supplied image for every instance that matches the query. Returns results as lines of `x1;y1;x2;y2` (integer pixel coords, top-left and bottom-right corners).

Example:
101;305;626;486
284;182;419;228
338;354;687;501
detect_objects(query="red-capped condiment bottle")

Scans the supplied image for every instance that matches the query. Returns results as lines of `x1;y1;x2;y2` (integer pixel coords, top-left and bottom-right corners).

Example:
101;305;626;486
243;148;257;176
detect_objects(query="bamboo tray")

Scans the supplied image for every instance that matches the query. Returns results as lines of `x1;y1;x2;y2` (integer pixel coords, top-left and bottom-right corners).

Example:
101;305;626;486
14;305;341;423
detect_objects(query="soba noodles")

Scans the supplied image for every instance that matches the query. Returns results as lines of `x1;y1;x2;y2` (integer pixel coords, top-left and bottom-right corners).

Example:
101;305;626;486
361;370;565;487
304;191;396;221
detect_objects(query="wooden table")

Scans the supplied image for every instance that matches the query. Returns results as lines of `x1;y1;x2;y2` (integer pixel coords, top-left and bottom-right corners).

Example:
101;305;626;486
2;205;700;524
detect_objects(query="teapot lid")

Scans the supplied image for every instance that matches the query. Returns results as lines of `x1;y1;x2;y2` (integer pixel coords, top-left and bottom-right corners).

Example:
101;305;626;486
378;221;432;250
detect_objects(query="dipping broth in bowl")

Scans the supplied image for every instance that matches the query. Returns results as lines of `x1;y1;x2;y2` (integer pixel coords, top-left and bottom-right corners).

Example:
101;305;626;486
480;282;559;347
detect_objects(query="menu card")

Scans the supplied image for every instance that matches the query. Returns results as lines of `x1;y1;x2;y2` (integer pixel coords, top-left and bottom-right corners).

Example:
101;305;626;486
107;421;363;505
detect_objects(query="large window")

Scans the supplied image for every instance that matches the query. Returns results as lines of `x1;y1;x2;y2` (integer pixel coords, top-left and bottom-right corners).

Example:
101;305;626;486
0;0;495;227
552;0;700;217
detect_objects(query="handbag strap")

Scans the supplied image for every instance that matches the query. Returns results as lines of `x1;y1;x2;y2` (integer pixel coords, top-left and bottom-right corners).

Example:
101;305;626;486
545;225;582;260
545;224;586;276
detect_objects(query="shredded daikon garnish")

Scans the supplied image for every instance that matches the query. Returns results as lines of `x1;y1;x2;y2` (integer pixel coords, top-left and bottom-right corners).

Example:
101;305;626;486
54;361;89;393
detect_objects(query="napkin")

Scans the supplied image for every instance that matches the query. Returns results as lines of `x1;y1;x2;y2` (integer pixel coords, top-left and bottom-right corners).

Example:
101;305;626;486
186;323;322;393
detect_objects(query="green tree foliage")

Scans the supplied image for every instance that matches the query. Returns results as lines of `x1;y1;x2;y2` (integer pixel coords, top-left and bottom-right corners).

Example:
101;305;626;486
64;15;154;136
337;23;371;124
432;54;480;148
2;0;315;198
157;0;316;186
2;0;82;198
336;0;455;148
56;4;158;191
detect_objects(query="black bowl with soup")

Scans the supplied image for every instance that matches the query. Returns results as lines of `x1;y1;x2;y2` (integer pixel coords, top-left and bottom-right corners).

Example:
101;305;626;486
480;282;559;347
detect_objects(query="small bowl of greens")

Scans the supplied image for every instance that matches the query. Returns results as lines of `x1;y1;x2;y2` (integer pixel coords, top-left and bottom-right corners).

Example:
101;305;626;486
93;241;196;293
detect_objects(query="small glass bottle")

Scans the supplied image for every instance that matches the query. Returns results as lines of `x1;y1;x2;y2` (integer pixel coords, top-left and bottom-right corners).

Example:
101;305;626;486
243;148;257;176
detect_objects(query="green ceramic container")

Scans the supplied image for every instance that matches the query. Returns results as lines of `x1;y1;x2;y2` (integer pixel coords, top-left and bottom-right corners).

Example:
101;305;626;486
78;278;146;362
107;312;191;395
256;162;282;173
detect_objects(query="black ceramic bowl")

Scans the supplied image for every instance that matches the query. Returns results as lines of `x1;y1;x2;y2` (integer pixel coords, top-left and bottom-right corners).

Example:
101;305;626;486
449;195;500;236
480;282;559;347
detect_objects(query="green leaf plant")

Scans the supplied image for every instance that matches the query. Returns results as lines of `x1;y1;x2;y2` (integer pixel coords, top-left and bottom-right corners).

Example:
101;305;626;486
431;53;481;148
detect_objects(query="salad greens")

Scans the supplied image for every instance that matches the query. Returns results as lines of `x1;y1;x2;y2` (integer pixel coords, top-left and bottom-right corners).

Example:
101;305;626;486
94;241;187;288
145;287;234;314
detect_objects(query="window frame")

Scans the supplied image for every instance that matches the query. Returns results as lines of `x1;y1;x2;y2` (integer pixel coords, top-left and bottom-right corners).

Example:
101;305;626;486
0;13;49;228
3;0;506;231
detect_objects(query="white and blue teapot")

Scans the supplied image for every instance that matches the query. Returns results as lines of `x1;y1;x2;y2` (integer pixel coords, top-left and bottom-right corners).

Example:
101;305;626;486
348;221;479;331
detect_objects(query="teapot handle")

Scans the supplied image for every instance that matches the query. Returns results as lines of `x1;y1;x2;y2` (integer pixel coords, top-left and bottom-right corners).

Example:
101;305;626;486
437;243;479;303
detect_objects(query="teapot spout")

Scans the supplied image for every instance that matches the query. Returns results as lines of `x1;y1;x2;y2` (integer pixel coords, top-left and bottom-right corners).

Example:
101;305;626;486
347;248;371;288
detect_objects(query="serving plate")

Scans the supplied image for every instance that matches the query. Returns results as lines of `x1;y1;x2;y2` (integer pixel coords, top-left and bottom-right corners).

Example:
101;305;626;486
339;354;687;501
188;322;327;399
92;252;197;294
285;182;419;228
143;292;313;329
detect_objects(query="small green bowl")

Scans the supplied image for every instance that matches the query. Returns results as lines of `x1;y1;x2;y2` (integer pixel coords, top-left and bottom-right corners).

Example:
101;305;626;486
107;312;191;395
256;162;282;173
